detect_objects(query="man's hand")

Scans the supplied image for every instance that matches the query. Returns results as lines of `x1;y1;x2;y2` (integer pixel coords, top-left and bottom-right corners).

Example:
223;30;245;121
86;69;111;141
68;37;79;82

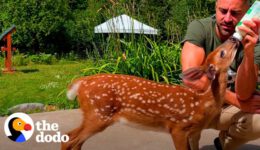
238;93;260;113
238;18;260;56
225;90;260;113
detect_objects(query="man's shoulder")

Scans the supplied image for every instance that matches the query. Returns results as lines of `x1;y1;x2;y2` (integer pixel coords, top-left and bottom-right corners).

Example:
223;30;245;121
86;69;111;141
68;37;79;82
187;15;216;35
194;15;216;28
182;15;217;49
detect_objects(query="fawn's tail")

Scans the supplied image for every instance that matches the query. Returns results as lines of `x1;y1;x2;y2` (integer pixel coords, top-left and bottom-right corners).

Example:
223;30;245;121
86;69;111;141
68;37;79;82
67;81;82;101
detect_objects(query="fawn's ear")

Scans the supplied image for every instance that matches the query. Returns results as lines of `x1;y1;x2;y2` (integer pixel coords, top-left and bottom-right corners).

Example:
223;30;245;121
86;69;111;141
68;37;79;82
180;67;205;81
180;65;216;81
206;64;216;80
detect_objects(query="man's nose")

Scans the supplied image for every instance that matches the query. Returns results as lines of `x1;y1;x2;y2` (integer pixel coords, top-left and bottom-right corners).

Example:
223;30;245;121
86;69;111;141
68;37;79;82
224;12;233;23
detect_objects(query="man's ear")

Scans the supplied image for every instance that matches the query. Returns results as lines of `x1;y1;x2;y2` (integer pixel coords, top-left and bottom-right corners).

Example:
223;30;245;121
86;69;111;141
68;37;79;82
180;67;205;81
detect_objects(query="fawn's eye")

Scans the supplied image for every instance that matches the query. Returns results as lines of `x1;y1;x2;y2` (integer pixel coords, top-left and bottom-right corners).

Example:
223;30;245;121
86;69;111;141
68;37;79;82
220;50;226;58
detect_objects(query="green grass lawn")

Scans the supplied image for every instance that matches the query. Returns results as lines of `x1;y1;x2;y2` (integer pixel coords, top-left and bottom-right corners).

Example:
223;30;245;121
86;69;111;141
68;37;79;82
0;61;93;116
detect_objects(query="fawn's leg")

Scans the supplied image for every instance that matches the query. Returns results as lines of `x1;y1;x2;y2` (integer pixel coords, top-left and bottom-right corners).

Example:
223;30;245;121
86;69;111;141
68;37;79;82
171;129;191;150
188;132;201;150
61;113;112;150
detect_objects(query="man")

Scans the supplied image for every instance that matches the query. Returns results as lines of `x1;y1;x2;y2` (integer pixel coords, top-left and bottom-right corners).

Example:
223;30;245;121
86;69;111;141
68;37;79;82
181;0;260;149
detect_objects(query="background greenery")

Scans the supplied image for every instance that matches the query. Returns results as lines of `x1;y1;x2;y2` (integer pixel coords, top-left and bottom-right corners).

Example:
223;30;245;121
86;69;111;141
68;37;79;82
0;0;216;55
0;60;90;115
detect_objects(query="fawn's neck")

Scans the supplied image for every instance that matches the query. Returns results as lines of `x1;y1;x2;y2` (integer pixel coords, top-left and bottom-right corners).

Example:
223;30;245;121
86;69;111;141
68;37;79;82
211;71;228;107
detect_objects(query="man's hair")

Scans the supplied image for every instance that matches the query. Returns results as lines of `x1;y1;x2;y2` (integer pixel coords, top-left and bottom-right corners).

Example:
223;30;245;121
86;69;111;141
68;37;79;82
215;0;252;5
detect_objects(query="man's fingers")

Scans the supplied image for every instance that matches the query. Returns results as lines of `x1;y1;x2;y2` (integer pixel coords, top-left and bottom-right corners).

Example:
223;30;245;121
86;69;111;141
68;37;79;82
252;18;260;33
240;24;257;36
243;34;258;45
243;20;258;34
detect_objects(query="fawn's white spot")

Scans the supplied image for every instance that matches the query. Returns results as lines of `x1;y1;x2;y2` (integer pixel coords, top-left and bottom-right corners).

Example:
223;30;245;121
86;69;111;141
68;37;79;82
90;81;96;85
182;119;188;123
94;95;101;100
179;98;185;104
163;104;170;109
204;101;213;108
190;103;194;108
102;93;108;97
179;109;186;114
191;111;195;115
131;87;138;90
129;93;141;99
170;118;176;122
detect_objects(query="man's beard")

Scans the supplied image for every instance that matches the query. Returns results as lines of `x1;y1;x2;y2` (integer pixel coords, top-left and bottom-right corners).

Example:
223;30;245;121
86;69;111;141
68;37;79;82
216;23;234;37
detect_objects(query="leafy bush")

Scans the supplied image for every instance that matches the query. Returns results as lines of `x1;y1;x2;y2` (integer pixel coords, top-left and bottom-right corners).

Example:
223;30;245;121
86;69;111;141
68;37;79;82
83;37;182;84
13;52;29;66
28;53;58;65
0;0;215;54
12;52;57;66
0;53;4;67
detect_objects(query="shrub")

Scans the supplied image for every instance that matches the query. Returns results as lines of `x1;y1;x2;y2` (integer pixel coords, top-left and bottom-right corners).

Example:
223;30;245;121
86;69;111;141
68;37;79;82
28;53;57;65
13;52;29;66
83;37;182;84
12;52;58;66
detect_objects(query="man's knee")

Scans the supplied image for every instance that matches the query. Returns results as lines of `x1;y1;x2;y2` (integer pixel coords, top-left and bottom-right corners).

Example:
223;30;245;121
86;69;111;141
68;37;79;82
228;113;260;140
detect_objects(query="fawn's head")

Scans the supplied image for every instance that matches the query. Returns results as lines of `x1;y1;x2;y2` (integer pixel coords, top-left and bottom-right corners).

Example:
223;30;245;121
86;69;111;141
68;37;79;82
182;37;239;81
204;37;239;73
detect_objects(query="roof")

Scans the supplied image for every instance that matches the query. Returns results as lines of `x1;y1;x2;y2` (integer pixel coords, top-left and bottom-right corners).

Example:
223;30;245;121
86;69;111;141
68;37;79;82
94;14;158;35
0;25;16;41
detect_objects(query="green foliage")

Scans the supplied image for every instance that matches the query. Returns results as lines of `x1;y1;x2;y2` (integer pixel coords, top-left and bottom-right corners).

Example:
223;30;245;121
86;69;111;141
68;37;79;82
0;0;70;53
64;0;104;54
12;51;58;66
0;0;215;54
28;53;58;65
83;37;182;84
12;52;29;66
60;51;80;61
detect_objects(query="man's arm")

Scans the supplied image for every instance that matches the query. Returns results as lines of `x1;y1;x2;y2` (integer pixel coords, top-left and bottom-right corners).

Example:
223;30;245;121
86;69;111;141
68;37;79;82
227;18;260;112
235;18;260;100
236;63;258;100
225;90;260;113
181;41;210;91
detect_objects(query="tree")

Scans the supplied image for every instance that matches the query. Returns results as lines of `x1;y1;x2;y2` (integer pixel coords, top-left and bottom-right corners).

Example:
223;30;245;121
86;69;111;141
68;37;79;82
0;0;70;53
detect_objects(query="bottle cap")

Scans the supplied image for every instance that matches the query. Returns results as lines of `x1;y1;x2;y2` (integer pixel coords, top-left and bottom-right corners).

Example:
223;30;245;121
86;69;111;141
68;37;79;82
233;32;242;41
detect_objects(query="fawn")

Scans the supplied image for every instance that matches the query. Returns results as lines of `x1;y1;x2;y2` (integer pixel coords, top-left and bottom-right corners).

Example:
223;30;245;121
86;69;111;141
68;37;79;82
61;37;240;150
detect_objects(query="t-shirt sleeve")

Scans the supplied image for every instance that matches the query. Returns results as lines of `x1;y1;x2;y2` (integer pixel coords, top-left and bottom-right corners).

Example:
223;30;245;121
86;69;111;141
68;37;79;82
181;20;206;47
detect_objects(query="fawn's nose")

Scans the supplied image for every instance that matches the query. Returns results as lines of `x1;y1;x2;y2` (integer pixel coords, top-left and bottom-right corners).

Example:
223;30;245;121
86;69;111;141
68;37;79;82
229;37;240;49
